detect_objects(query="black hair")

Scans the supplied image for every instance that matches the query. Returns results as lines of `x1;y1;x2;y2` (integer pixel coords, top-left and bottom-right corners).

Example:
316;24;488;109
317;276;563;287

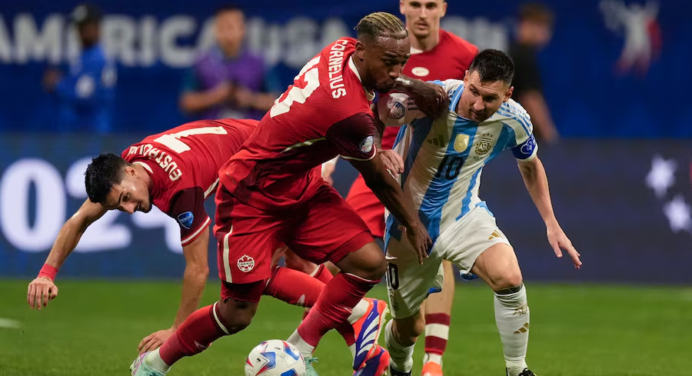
84;153;128;204
468;49;515;85
355;12;408;41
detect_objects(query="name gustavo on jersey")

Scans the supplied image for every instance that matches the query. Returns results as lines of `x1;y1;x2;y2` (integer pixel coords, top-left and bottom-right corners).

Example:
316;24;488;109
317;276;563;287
328;40;348;99
127;144;183;181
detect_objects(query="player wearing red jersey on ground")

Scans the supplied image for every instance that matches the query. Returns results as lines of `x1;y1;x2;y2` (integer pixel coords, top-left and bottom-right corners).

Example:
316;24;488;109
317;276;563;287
131;12;449;376
326;3;478;375
26;118;256;348
26;119;384;363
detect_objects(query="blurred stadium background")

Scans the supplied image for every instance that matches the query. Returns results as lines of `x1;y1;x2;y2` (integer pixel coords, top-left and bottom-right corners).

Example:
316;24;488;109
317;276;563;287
1;0;691;375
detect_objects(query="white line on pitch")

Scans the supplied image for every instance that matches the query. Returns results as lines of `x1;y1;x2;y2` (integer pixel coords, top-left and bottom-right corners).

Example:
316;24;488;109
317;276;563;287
0;318;21;329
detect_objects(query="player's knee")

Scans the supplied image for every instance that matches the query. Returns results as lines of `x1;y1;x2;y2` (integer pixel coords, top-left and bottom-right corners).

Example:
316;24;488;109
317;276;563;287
394;314;424;345
493;271;524;295
410;316;425;339
364;250;387;281
218;299;257;334
225;312;254;334
486;264;523;291
340;242;387;281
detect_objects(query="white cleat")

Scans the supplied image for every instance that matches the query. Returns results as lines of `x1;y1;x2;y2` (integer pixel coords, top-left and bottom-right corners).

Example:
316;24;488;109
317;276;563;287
130;352;167;376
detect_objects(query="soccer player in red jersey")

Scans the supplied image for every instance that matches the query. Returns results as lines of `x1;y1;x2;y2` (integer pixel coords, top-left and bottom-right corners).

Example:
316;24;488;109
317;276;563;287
327;2;478;375
131;12;448;376
26;118;257;347
25;119;387;365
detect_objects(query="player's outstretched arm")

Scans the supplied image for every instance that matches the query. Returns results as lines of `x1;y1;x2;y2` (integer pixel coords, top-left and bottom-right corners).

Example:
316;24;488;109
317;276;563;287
27;199;107;310
138;226;210;353
517;157;582;268
350;156;431;264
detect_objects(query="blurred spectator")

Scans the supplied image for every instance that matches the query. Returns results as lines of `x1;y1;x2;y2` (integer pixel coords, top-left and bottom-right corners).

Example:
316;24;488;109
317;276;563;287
179;5;275;120
509;2;559;144
43;3;116;133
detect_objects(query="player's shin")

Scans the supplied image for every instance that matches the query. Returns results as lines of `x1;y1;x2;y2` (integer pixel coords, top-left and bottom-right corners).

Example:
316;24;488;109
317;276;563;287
494;284;530;376
289;272;379;357
146;303;230;371
266;265;369;357
385;319;415;374
265;266;324;307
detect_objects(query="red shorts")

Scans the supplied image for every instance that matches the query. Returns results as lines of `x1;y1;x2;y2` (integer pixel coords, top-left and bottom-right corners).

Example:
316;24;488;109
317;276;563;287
345;174;385;238
215;183;373;301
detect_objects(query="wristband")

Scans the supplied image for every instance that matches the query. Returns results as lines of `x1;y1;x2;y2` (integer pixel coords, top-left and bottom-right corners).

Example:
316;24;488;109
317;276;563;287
38;264;58;281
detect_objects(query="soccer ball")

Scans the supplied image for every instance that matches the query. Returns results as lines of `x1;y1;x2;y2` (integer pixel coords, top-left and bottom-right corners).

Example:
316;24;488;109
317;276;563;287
245;340;307;376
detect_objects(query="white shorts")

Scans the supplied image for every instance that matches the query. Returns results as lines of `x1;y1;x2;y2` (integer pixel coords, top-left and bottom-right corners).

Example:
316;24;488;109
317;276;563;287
385;206;511;319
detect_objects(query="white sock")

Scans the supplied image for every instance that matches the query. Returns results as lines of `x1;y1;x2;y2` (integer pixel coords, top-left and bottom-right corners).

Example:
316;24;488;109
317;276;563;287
287;330;315;359
385;319;415;373
347;299;370;325
144;348;171;373
423;352;442;366
494;285;530;375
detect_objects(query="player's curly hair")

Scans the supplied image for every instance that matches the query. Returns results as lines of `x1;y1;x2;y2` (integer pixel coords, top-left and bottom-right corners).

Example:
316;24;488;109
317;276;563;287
85;153;128;204
468;49;515;85
355;12;408;41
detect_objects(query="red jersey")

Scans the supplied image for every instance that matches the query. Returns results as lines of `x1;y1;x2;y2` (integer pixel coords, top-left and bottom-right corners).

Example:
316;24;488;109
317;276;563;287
122;118;258;246
220;38;377;210
381;30;478;149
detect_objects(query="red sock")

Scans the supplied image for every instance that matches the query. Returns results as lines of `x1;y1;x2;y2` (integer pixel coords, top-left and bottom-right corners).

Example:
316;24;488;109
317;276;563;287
312;264;334;284
424;313;451;357
297;273;378;347
264;266;325;307
266;266;355;346
159;304;228;365
336;322;356;346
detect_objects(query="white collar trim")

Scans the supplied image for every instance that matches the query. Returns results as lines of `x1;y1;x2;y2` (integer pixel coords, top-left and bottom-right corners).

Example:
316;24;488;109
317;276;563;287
348;56;376;101
133;161;153;174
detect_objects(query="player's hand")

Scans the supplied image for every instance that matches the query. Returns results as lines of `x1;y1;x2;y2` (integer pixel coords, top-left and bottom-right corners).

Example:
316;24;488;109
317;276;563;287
138;328;175;354
27;276;59;310
394;76;449;119
379;150;404;177
406;223;432;265
547;222;581;268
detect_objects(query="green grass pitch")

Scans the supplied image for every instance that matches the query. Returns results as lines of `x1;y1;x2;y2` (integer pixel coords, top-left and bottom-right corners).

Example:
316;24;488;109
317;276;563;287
1;280;691;376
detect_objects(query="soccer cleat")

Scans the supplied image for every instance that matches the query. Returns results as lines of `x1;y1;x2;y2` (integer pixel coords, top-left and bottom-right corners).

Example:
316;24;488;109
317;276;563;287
353;345;390;376
305;357;320;376
389;366;412;376
130;352;167;376
352;298;389;371
421;361;443;376
506;368;537;376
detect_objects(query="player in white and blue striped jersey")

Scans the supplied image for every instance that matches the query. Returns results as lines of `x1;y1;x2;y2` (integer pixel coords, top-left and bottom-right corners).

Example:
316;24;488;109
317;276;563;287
377;50;582;376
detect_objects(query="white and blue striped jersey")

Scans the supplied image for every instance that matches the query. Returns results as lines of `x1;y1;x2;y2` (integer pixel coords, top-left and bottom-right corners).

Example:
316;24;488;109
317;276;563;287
379;79;537;245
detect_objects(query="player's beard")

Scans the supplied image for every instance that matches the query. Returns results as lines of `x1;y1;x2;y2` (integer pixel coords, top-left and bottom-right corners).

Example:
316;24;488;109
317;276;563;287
376;81;397;94
470;108;491;123
141;198;153;213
